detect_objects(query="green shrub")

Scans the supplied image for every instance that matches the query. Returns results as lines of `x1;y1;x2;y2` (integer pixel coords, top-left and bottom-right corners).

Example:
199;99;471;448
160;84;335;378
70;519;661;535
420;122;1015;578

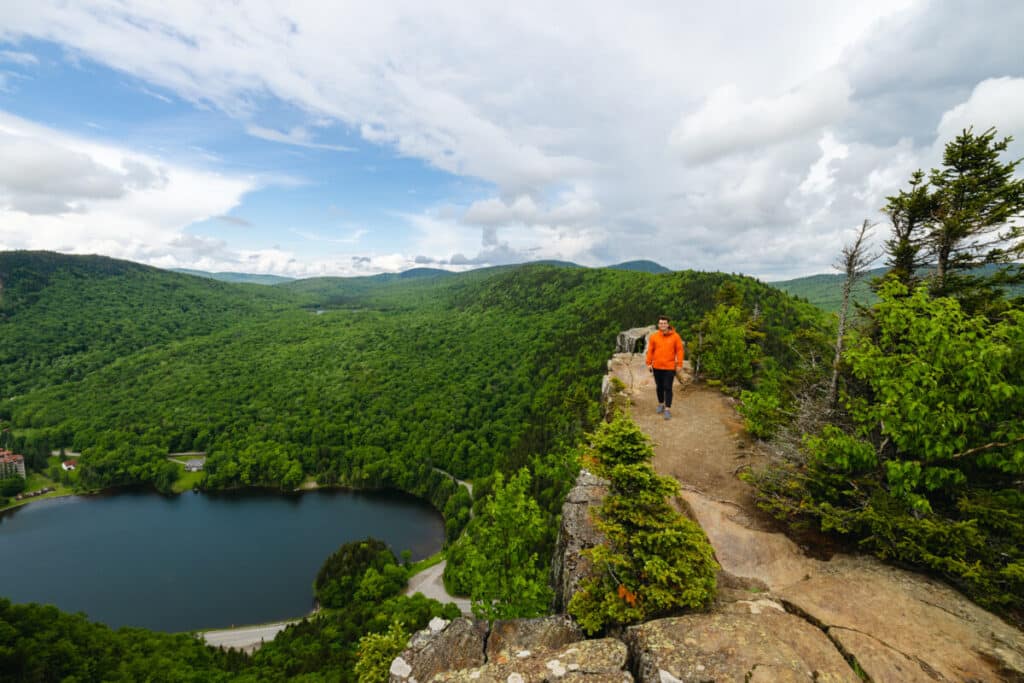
355;620;409;683
737;390;784;440
568;414;717;634
0;476;26;497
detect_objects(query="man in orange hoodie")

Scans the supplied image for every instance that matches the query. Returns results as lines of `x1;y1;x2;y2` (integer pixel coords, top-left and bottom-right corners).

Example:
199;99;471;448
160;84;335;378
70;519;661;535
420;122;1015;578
646;315;684;420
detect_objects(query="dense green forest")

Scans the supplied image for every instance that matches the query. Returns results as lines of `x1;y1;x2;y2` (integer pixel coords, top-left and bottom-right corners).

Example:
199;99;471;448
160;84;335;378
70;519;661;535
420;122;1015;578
0;249;827;680
0;252;823;529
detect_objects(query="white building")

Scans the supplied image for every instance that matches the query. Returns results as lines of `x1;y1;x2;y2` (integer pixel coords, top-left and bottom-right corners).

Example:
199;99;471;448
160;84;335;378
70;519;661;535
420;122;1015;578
0;450;26;479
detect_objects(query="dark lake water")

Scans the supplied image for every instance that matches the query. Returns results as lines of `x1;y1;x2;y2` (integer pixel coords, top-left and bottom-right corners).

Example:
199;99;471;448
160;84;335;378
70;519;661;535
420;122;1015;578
0;488;445;632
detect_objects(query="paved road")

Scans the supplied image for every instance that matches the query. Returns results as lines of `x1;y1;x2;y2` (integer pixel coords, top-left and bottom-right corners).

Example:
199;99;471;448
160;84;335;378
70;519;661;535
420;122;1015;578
405;560;472;615
201;561;470;653
201;621;297;653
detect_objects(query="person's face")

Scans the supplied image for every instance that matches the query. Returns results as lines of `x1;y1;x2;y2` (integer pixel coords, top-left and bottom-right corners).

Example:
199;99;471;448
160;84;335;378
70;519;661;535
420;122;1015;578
658;319;669;331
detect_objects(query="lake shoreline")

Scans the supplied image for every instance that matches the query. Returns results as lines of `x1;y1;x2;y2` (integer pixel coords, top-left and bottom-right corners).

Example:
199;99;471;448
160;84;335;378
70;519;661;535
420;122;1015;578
1;477;420;516
0;486;447;632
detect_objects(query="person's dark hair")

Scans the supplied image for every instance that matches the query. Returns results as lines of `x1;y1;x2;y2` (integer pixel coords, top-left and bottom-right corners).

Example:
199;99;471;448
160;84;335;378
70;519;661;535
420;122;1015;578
657;315;670;323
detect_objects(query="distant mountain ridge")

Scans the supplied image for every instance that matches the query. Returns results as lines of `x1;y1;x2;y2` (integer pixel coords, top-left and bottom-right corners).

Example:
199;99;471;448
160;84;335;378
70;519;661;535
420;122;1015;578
169;260;671;285
172;268;295;285
769;264;1024;312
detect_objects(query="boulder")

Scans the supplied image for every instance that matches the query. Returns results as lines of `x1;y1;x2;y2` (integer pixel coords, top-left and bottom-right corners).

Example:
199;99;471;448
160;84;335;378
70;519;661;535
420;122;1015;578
486;616;584;664
625;601;859;683
550;470;608;612
434;637;630;683
615;327;654;355
391;618;488;683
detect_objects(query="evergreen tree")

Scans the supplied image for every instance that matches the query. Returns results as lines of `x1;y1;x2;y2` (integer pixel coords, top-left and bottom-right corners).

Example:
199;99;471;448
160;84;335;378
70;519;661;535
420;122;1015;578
569;414;717;634
881;169;933;291
925;127;1024;306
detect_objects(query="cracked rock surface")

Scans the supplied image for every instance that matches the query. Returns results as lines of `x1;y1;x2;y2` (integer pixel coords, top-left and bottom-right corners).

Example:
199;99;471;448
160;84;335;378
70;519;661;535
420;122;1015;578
550;470;607;613
392;617;627;683
435;638;630;683
626;600;858;683
390;618;488;683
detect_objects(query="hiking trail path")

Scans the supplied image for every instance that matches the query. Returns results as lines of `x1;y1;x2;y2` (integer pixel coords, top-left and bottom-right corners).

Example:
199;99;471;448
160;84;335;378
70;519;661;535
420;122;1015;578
607;349;1024;682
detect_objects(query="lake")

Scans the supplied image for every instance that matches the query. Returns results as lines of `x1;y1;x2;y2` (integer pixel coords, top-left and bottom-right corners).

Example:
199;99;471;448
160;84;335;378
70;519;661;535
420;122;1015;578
0;488;445;632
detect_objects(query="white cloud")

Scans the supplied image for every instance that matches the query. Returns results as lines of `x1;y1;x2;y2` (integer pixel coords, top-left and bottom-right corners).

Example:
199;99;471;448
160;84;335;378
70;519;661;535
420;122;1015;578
936;77;1024;153
799;131;850;195
0;111;255;263
0;50;38;66
246;124;354;152
670;73;852;163
0;1;1020;278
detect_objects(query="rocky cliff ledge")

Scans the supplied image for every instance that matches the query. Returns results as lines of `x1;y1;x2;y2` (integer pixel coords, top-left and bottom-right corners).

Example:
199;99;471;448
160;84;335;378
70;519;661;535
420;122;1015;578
390;616;630;683
393;464;1024;683
390;339;1024;683
550;470;607;614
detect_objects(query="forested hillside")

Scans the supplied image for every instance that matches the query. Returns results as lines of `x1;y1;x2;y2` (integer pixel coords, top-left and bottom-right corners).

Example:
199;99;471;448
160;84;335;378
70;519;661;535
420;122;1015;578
1;253;826;528
0;252;302;397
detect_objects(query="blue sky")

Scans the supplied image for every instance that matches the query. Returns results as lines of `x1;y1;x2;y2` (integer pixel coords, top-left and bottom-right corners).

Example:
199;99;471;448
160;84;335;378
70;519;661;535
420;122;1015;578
0;2;1022;278
0;36;487;274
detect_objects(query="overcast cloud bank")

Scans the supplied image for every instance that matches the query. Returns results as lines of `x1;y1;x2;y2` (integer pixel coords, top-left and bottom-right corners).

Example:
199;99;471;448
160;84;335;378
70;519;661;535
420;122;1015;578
0;1;1022;279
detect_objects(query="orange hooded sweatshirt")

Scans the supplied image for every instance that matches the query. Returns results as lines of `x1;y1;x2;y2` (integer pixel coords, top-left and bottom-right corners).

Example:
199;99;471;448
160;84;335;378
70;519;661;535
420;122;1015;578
646;326;684;370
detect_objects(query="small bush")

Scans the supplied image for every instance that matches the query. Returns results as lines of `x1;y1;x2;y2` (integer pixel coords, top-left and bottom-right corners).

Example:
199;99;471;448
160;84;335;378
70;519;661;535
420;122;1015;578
568;414;717;634
737;390;784;440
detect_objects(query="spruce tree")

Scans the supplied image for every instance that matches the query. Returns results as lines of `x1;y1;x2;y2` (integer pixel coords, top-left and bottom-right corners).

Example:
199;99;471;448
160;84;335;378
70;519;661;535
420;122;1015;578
925;127;1024;307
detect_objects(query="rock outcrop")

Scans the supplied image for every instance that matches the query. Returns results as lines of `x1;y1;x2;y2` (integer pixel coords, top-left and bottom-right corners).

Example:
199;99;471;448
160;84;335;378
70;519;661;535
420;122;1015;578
626;599;858;682
486;616;583;664
776;556;1024;682
434;637;630;683
392;616;629;683
390;618;488;683
550;470;607;613
614;327;653;355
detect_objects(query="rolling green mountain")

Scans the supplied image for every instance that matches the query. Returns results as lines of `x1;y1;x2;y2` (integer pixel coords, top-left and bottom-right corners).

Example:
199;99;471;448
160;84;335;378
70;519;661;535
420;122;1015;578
0;251;303;397
768;268;885;312
0;252;825;511
769;264;1024;313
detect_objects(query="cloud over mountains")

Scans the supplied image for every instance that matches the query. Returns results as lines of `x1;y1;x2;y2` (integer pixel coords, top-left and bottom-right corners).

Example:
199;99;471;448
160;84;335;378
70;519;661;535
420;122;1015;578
0;1;1021;278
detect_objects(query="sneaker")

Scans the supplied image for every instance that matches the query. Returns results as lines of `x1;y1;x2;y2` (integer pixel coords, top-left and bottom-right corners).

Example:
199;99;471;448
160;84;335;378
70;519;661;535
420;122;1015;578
663;408;671;420
656;404;665;414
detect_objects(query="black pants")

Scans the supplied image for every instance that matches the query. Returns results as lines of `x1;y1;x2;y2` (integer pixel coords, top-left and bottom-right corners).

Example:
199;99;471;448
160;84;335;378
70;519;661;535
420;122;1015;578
653;369;675;408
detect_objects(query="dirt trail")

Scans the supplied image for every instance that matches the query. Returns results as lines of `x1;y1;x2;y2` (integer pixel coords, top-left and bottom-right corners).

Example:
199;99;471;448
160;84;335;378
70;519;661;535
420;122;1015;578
608;350;1024;682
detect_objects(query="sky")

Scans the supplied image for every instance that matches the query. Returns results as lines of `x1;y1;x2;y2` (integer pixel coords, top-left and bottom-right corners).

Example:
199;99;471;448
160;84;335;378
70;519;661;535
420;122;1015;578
0;1;1022;280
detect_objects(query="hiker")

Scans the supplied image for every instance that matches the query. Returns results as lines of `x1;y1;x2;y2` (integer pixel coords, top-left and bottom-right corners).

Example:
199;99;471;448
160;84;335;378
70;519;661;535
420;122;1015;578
646;315;684;420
